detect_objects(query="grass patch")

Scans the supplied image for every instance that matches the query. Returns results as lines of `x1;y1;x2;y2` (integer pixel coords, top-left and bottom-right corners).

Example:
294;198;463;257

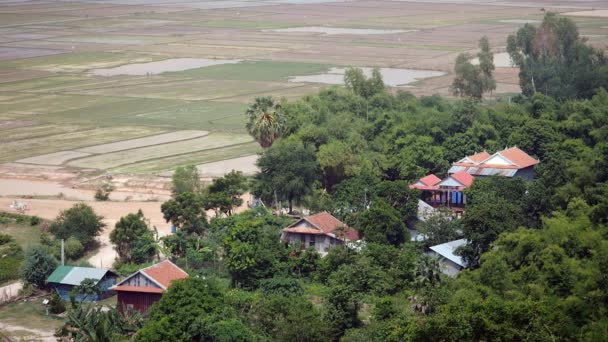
0;222;43;250
111;142;260;174
0;300;63;336
166;60;330;82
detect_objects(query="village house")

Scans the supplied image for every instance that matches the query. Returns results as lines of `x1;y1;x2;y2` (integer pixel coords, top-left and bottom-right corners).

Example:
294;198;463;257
448;146;539;179
410;170;474;216
47;266;117;302
111;260;188;313
428;239;468;276
281;212;360;255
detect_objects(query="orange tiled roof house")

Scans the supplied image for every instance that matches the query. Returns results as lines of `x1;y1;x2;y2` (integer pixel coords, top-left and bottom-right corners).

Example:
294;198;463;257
410;147;539;215
281;212;360;255
111;260;188;313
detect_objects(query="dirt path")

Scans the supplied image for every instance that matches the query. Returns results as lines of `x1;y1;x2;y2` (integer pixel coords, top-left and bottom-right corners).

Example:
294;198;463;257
0;322;55;342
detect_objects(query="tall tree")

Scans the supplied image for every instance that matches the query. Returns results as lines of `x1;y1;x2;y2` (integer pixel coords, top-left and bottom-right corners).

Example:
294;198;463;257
344;67;385;99
252;139;318;213
171;165;201;196
161;192;207;235
205;170;247;216
477;36;497;95
50;203;105;247
507;12;608;99
20;245;57;288
110;210;156;264
245;96;285;148
452;37;496;99
356;199;408;246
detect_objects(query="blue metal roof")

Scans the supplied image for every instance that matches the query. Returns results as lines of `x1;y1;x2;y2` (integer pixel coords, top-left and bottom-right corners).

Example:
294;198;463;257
49;266;113;286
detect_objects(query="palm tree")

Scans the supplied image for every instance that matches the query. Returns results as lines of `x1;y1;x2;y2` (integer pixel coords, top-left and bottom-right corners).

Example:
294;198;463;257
245;96;285;148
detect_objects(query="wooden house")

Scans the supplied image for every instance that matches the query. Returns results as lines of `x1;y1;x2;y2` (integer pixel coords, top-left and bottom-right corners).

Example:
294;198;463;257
47;266;117;302
111;260;188;313
281;212;360;255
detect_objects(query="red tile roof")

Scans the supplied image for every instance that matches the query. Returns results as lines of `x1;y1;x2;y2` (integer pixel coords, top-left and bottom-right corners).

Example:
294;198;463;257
450;171;475;188
454;147;539;170
142;260;189;289
112;260;188;294
285;212;360;241
419;174;441;186
499;147;540;168
467;151;491;163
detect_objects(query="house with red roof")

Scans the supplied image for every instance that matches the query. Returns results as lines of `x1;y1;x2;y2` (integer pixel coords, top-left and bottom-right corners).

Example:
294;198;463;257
410;170;474;215
111;260;188;313
449;146;539;179
281;212;360;255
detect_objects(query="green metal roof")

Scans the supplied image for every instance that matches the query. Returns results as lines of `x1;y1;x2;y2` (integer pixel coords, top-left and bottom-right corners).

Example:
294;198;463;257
47;265;74;284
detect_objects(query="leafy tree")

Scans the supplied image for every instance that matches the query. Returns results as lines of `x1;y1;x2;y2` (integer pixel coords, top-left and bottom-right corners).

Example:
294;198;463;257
356;199;408;246
205;170;247;216
317;140;359;191
20;245;57;288
137;277;262;341
64;236;85;260
171;165;201;195
50;203;105;247
223;216;286;289
94;182;114;201
458;194;522;268
324;284;361;340
252;138;318;213
161;192;207;235
110;210;156;264
245;96;285;148
344;67;385;99
416;208;462;248
507;12;608;99
452;37;496;99
251;294;329;341
259;276;303;297
374;180;419;222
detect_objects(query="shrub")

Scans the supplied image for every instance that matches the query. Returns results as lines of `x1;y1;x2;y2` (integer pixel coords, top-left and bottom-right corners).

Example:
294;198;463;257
94;183;114;201
48;290;66;314
50;203;105;246
20;245;58;288
29;216;41;226
260;277;303;297
64;237;85;260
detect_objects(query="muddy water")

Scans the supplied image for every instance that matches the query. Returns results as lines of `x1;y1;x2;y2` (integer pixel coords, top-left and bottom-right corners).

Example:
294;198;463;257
0;179;167;201
92;58;241;76
268;26;414;35
289;67;445;87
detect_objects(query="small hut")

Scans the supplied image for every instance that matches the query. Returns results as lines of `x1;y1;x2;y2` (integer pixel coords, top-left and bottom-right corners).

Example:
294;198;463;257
47;266;117;301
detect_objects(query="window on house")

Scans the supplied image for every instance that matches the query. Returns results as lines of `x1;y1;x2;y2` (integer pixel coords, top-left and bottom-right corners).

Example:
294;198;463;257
309;235;316;248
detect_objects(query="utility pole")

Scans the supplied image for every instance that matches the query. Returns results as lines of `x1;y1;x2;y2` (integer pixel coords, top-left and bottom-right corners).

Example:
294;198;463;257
61;239;65;266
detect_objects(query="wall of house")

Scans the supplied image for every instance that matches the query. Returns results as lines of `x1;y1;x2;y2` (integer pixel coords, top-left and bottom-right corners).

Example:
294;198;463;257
52;284;104;302
284;233;342;254
117;291;162;313
515;166;535;180
121;273;162;289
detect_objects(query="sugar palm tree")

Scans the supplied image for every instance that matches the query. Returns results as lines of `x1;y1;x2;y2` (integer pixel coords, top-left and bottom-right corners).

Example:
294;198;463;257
245;96;285;148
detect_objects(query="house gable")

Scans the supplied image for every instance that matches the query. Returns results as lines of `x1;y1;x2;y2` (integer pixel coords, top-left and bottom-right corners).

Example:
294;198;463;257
437;177;464;188
481;153;514;166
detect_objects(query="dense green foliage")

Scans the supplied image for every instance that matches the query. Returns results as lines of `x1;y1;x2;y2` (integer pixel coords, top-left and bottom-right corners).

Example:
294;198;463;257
0;233;23;284
508;12;608;99
20;245;57;288
452;36;496;99
110;210;157;265
171;165;202;195
50;203;106;247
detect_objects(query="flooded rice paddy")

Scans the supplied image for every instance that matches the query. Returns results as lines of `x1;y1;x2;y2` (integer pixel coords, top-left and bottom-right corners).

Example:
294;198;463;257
289;67;445;87
471;52;514;68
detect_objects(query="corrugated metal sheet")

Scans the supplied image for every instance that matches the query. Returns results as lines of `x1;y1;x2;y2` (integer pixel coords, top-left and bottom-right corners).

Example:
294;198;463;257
60;267;111;286
448;166;517;177
429;239;467;268
47;266;73;283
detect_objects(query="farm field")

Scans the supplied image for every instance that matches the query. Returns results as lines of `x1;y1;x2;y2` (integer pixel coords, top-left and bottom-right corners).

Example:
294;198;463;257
0;0;607;179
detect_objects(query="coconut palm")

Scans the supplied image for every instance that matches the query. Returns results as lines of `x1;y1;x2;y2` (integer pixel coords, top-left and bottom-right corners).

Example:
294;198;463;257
245;96;285;148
